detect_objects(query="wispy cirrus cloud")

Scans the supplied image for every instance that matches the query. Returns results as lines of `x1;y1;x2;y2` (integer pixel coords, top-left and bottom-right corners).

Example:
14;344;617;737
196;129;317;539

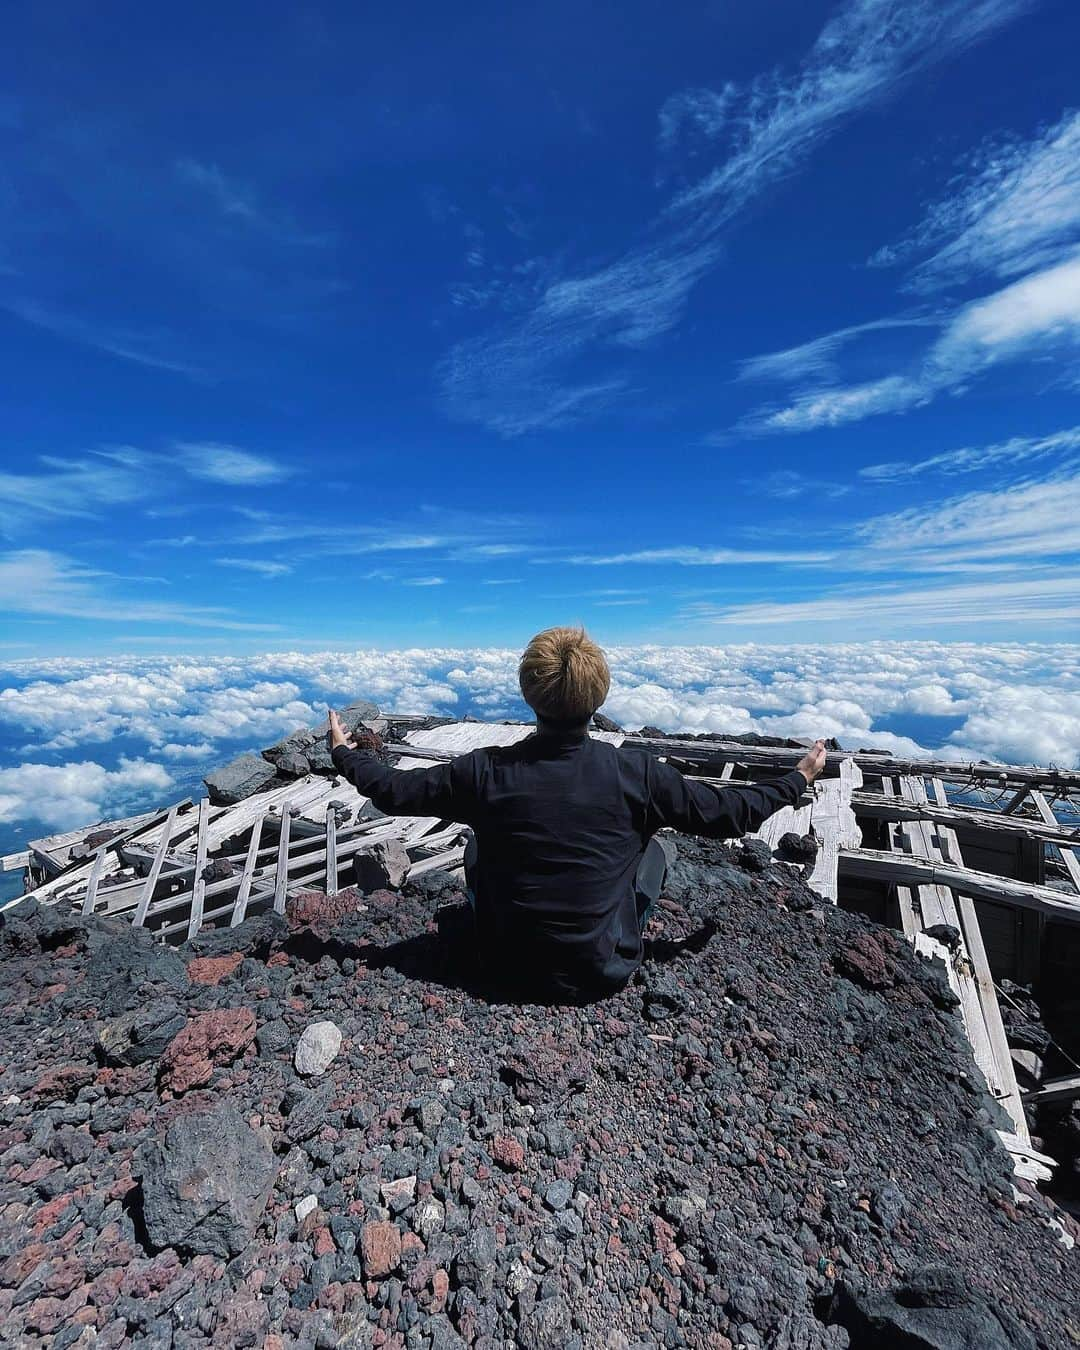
549;545;835;566
736;315;940;384
0;448;152;523
2;299;202;377
735;106;1080;437
176;442;295;485
683;573;1080;627
869;109;1080;289
860;425;1080;481
440;0;1031;436
215;557;292;577
174;158;331;248
0;549;280;630
737;251;1080;434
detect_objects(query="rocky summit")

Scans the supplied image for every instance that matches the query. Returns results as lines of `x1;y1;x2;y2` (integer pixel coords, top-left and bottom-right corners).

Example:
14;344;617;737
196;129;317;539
0;836;1076;1349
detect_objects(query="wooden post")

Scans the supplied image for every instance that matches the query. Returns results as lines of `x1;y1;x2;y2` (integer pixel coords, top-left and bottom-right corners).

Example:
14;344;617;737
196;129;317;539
185;799;210;941
325;804;338;895
274;808;291;915
132;803;180;927
231;811;266;928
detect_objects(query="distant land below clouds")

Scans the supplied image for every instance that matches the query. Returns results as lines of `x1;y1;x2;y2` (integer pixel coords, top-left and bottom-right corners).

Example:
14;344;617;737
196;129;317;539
1;642;1076;881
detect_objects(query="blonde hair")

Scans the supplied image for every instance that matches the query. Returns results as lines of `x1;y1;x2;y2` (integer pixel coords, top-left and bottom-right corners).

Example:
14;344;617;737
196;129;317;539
518;625;611;723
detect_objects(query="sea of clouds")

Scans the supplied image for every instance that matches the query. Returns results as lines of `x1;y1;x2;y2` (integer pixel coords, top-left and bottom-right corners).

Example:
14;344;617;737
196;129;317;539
0;642;1077;836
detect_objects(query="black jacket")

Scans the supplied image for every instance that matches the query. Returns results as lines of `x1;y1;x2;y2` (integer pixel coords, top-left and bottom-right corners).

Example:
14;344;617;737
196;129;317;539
331;729;808;999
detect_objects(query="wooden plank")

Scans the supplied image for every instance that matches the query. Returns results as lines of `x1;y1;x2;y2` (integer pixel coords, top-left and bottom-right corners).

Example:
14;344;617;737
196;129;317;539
80;848;108;918
132;803;182;928
185;799;210;942
838;848;1080;921
1;850;31;872
325;805;338;895
1022;1073;1080;1106
622;734;1080;793
274;806;291;915
231;811;266;928
6;800;193;910
850;791;1080;848
806;758;863;901
1030;790;1080;893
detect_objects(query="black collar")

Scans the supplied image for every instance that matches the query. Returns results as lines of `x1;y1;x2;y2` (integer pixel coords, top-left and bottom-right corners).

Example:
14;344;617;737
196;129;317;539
534;719;590;742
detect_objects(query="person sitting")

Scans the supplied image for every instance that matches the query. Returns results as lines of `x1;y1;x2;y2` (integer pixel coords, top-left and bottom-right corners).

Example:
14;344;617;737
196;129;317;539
328;625;825;1002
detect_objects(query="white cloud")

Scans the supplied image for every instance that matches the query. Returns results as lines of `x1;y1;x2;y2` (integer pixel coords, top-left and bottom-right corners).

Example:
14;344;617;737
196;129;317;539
1;299;201;377
441;0;1031;434
216;557;292;577
854;471;1080;566
685;574;1080;627
744;469;850;499
871;109;1080;289
737;317;939;385
177;442;294;485
402;576;446;587
859;425;1080;481
0;449;151;522
2;642;1078;789
0;549;278;631
0;756;173;830
554;546;836;565
175;158;330;247
740;252;1080;434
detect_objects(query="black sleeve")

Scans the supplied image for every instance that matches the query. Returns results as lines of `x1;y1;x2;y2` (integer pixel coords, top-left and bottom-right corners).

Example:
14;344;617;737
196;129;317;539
331;743;482;823
645;761;808;839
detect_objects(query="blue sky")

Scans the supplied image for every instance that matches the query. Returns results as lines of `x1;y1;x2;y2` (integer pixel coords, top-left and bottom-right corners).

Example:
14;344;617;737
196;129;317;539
1;0;1079;654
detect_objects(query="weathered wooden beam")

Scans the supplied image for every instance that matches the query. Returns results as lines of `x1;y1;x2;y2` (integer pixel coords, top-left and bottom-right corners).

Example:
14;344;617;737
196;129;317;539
80;849;108;918
838;848;1080;921
851;791;1080;848
133;803;182;928
1029;790;1080;894
185;799;211;941
325;805;338;896
619;735;1080;792
1021;1073;1080;1106
231;811;266;929
273;808;291;915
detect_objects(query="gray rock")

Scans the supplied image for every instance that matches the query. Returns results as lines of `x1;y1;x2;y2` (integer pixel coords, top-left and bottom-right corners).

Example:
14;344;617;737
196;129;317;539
204;754;278;806
295;1020;343;1076
353;838;410;892
97;999;187;1066
275;750;311;778
139;1101;279;1257
832;1264;1037;1350
85;935;189;1016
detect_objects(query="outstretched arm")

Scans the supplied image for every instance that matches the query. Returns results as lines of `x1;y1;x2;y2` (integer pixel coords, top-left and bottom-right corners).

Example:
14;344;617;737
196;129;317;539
645;739;826;839
327;709;480;822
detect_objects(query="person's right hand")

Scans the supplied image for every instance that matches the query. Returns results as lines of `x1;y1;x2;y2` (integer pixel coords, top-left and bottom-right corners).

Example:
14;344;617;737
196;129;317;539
796;738;827;783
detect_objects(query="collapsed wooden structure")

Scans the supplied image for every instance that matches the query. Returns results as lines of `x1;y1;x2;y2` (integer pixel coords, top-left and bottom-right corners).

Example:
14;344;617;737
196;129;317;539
4;716;1079;1186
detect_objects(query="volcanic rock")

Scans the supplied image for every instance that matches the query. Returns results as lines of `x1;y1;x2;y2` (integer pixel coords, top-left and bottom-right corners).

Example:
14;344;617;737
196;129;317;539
97;999;188;1066
204;752;278;805
158;1007;257;1093
294;1020;342;1076
138;1101;278;1257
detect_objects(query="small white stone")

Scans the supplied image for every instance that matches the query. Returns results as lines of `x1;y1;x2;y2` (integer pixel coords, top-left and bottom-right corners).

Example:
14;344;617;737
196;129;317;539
294;1020;342;1076
295;1194;318;1223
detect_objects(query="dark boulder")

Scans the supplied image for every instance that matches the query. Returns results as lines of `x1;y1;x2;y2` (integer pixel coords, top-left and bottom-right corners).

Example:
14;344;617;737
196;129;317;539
138;1101;279;1258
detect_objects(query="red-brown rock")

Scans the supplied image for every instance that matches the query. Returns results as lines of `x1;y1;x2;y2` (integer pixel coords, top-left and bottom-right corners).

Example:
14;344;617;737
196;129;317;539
187;952;244;985
158;1008;257;1094
491;1136;526;1172
360;1220;402;1279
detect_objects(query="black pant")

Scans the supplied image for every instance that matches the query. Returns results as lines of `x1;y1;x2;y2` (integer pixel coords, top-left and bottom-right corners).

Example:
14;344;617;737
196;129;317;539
463;832;675;934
